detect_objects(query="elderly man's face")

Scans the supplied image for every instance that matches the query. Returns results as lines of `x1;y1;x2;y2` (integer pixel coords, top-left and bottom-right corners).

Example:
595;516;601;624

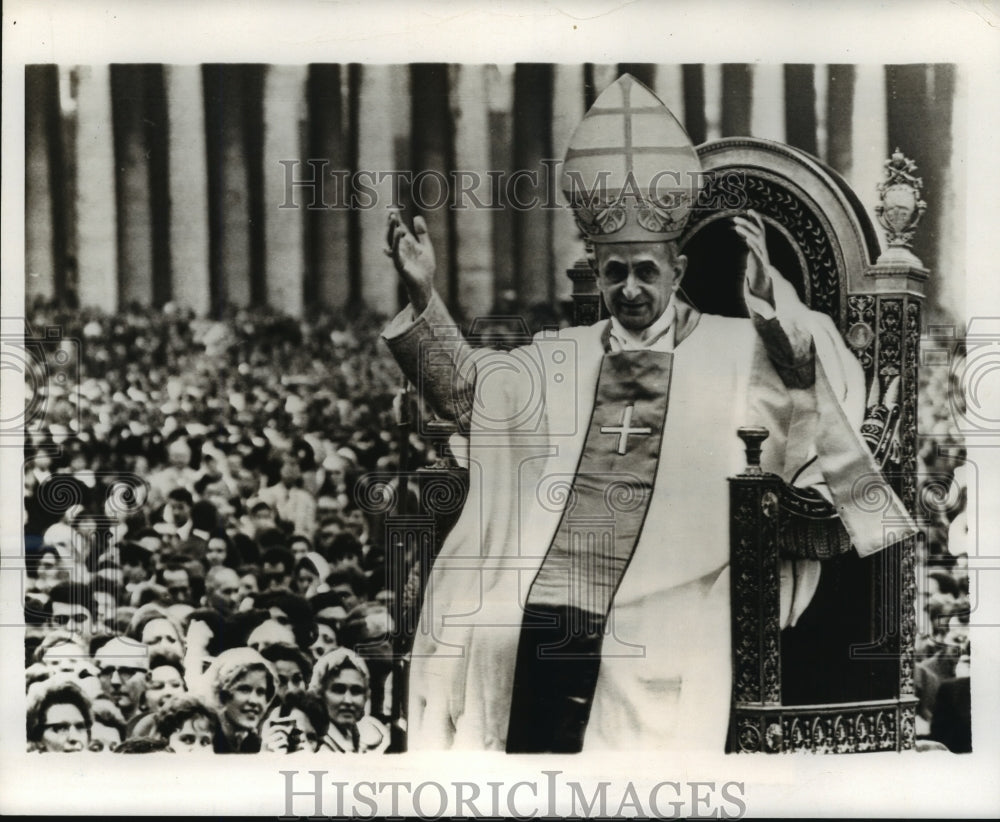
594;242;686;333
206;568;242;615
95;640;148;718
141;617;184;657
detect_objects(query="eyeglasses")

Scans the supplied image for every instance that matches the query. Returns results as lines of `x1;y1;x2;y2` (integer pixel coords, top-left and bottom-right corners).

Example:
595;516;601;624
327;683;365;697
51;613;89;626
43;721;90;735
99;665;145;679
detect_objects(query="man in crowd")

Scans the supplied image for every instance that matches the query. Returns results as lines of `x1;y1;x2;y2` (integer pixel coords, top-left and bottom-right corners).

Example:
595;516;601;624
203;566;243;616
47;582;97;644
258;452;317;536
93;636;149;723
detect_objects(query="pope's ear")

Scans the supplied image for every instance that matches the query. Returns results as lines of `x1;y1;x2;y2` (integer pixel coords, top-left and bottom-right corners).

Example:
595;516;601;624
673;254;688;277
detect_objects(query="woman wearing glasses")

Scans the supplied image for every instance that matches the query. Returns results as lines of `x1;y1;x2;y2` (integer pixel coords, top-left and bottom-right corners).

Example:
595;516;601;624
309;648;388;753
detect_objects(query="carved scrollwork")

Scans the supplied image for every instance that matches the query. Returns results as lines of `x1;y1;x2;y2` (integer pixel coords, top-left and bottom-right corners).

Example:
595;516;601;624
764;722;783;752
735;706;905;753
900;704;916;750
737;719;762;753
847;295;876;378
901;301;921;511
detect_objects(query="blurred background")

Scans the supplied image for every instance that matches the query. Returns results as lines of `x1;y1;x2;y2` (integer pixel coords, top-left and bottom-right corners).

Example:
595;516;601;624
25;62;965;327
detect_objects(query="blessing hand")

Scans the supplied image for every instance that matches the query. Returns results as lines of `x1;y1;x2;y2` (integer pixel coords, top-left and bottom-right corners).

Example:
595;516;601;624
384;208;436;313
733;210;774;302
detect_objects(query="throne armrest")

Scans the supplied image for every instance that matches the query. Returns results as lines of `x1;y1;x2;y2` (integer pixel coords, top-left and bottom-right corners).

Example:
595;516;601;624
728;425;918;754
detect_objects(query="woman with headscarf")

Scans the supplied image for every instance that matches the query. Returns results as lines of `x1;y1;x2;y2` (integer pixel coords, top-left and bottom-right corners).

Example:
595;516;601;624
309;647;388;753
293;552;330;599
202;647;278;753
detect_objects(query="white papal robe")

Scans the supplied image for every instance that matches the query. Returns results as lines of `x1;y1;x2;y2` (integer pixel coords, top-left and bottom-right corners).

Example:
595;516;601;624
382;271;912;752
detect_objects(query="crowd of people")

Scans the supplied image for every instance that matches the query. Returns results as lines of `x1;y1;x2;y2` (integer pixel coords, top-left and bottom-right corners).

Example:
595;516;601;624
22;298;437;754
913;349;972;752
19;298;972;753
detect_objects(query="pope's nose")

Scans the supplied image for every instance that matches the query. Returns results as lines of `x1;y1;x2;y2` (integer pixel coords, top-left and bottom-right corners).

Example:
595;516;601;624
621;273;643;300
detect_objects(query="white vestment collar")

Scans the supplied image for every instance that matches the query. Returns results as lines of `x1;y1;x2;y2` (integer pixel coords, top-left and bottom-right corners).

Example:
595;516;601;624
607;295;677;352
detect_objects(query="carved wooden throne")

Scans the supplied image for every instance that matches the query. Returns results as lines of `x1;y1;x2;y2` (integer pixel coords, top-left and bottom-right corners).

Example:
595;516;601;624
569;137;926;753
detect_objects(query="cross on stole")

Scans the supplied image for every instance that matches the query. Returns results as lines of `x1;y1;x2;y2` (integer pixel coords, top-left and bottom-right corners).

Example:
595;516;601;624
600;404;652;455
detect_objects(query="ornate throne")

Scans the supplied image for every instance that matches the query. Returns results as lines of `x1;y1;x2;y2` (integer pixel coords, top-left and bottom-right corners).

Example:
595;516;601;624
569;138;926;753
384;138;925;754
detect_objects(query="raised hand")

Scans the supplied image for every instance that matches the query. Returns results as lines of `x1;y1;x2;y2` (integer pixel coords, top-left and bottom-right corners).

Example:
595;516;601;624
385;209;435;313
733;210;774;301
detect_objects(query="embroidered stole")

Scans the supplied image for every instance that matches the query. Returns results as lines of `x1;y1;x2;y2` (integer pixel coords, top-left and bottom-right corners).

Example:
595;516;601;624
506;348;673;752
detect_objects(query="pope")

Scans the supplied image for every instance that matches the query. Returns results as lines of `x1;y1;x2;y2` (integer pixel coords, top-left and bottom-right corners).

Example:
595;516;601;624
382;74;912;752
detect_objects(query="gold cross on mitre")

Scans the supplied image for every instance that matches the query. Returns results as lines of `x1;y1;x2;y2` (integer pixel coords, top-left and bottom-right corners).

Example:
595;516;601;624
601;404;652;455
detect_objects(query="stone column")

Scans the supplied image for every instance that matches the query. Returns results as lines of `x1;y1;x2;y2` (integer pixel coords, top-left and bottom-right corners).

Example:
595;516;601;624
814;65;829;162
750;63;785;143
263;65;308;317
825;65;855;177
590;64;619;100
513;64;554;308
933;64;966;322
654;64;686;124
551;64;586;304
306;64;350;311
110;65;154;307
25;66;56;304
703;64;723;142
449;64;494;320
487;64;515;304
721;64;752;137
783;64;818;157
164;65;211;316
357;64;404;316
74;65;118;312
203;65;259;312
849;64;889;250
681;65;707;145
